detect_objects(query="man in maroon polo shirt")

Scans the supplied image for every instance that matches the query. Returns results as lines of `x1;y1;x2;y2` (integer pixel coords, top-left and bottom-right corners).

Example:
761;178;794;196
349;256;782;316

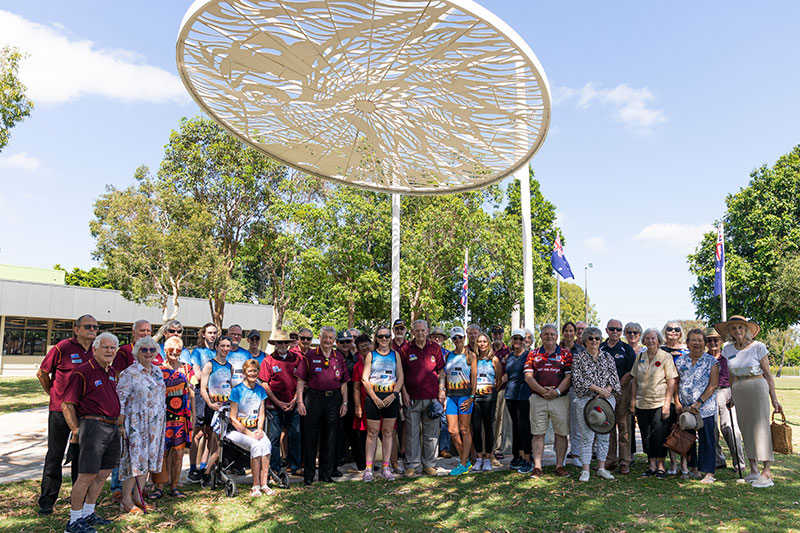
61;332;121;532
491;324;510;466
290;327;313;357
259;329;302;476
399;320;445;477
524;324;572;479
112;320;151;377
36;314;97;516
392;319;409;352
295;326;349;486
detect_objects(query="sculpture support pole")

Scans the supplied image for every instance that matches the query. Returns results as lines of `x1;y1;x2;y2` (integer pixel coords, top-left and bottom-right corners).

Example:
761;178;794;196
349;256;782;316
519;165;534;330
391;193;401;324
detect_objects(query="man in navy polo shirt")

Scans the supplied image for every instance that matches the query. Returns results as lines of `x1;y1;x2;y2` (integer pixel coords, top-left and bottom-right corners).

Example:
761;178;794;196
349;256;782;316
600;318;636;474
61;332;121;533
36;314;96;516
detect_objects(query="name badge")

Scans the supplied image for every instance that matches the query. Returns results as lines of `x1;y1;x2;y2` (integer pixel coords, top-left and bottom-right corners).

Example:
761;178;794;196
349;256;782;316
109;376;116;381
71;354;83;364
335;369;340;377
639;358;645;364
409;354;417;361
222;384;231;390
94;379;102;387
273;366;281;373
454;366;462;371
315;367;323;372
313;359;322;364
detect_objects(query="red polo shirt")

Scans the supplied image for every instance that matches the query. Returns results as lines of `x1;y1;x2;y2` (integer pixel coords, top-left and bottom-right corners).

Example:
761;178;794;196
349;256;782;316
40;337;93;412
112;343;134;374
295;348;349;391
259;351;301;406
63;358;121;418
400;340;445;400
524;345;572;391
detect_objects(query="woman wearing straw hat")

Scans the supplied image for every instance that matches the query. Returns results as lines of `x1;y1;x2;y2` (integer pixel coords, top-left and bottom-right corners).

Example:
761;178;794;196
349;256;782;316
571;326;621;482
715;316;783;488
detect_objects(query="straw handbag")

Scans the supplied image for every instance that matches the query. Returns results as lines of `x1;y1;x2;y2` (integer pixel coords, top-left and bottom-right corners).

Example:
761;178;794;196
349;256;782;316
771;411;793;454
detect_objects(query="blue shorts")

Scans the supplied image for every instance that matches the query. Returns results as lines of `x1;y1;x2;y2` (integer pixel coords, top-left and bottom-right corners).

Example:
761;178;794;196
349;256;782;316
446;395;473;415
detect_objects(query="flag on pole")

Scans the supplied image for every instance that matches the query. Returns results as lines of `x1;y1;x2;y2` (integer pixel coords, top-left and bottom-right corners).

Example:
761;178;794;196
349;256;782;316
550;235;574;279
460;250;468;307
714;225;725;296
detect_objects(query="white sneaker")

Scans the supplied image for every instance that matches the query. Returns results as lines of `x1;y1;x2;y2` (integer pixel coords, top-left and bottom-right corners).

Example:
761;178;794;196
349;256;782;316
744;472;760;483
752;476;774;488
482;460;493;472
473;458;484;471
597;468;615;480
579;470;590;482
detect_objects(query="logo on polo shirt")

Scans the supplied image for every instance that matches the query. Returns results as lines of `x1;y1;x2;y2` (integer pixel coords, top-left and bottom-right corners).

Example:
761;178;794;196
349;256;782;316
315;367;323;372
109;376;116;381
71;353;83;364
94;379;102;387
272;366;281;373
430;355;436;363
335;369;340;377
409;354;417;361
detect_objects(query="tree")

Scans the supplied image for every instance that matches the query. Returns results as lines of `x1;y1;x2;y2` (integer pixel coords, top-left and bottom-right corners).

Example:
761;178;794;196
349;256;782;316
540;281;599;327
158;117;288;328
90;166;216;321
0;46;33;152
764;327;799;377
53;264;114;289
688;146;800;332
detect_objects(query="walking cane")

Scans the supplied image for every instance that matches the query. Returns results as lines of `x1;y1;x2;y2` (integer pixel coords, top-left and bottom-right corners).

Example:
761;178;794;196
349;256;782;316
727;404;744;480
123;435;147;514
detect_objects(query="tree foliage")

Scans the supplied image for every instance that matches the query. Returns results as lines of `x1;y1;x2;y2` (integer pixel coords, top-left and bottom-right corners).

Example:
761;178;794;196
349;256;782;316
689;146;800;332
53;264;114;290
0;46;33;152
540;281;599;327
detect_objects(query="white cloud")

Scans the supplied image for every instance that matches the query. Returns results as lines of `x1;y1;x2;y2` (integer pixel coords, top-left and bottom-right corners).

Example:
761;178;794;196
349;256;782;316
584;236;609;254
555;211;567;227
553;82;667;134
0;152;43;172
0;10;189;105
633;223;714;253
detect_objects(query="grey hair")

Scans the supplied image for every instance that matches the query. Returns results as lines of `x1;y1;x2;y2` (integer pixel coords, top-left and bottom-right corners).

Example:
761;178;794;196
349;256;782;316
581;326;603;344
412;319;428;330
133;336;159;357
320;326;337;338
298;327;313;336
662;320;684;343
164;336;184;350
524;328;533;337
132;319;150;331
540;323;558;334
467;323;481;332
153;319;182;342
642;328;664;345
606;318;623;328
93;331;119;350
624;322;642;334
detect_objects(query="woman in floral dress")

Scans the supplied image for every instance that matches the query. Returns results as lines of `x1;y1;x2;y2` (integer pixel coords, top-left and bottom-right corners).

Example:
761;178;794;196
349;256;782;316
117;336;166;512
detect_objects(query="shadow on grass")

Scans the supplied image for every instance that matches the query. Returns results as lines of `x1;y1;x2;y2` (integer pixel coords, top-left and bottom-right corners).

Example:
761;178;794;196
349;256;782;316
0;377;48;416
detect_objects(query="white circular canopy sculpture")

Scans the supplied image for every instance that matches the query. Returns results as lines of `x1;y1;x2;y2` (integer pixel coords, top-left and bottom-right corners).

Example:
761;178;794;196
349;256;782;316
177;0;551;194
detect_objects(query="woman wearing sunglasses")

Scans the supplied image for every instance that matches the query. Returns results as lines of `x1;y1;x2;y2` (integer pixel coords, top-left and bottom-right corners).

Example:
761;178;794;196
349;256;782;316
445;326;477;476
360;327;405;481
116;336;166;512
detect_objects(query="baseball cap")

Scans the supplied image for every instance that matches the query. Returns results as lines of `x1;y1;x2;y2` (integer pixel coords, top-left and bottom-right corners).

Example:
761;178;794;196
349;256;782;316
393;319;406;328
337;330;353;341
450;326;466;338
491;325;504;333
247;329;261;339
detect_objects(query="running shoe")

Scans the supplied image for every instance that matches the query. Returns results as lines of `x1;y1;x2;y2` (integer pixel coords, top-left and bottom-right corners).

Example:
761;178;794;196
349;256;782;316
449;464;468;476
509;456;523;470
64;519;96;533
362;469;374;482
597;468;615;480
579;470;590;482
482;460;493;472
473;458;484;471
187;469;203;482
517;461;533;474
382;467;395;481
82;513;111;526
465;461;473;471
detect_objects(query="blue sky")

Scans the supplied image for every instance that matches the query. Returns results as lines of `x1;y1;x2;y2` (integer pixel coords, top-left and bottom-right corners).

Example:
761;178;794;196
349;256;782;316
1;1;799;330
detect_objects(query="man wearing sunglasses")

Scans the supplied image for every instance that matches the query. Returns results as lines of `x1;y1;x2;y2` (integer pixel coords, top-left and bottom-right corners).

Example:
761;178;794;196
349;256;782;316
599;319;636;475
392;319;409;352
259;329;302;477
225;324;251;389
291;328;314;357
37;314;97;516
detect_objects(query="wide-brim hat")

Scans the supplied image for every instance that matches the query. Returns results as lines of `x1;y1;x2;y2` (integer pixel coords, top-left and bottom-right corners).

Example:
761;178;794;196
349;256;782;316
703;327;721;339
584;397;616;435
678;411;704;430
268;329;291;344
714;315;760;339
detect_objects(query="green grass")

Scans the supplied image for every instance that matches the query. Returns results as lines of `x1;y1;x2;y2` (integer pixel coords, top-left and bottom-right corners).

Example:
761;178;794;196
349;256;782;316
2;455;799;533
0;377;48;416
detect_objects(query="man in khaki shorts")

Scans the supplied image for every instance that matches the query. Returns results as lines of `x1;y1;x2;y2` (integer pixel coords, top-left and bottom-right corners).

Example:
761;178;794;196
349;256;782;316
524;324;572;479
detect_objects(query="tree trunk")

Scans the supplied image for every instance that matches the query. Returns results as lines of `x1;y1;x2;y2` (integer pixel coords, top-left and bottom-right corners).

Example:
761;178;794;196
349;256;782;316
347;299;355;329
168;280;180;320
777;349;786;377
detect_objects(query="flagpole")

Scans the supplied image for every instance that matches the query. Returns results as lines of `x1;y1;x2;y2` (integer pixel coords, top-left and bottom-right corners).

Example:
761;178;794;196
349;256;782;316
556;273;561;333
720;223;727;322
463;248;469;331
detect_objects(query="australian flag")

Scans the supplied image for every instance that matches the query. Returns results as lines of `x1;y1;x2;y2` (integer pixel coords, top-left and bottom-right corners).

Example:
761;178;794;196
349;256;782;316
551;235;574;279
460;250;468;307
713;225;725;296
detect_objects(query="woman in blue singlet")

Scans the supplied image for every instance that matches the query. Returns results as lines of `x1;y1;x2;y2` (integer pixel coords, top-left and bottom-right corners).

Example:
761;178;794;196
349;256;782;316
199;336;232;485
360;326;405;482
445;326;477;476
471;333;502;472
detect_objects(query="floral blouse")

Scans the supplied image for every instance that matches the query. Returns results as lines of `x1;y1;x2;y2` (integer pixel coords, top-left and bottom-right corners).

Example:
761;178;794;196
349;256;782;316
675;353;718;419
571;349;621;398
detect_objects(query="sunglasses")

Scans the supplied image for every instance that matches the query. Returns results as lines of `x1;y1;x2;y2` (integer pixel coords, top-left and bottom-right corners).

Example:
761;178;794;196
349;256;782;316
666;327;681;333
625;331;641;336
511;336;524;341
167;329;183;334
140;347;158;353
274;341;290;345
323;358;330;368
299;336;312;341
452;335;464;340
707;338;721;342
607;327;622;332
394;326;406;330
81;324;99;330
586;336;602;342
338;339;353;344
376;334;391;339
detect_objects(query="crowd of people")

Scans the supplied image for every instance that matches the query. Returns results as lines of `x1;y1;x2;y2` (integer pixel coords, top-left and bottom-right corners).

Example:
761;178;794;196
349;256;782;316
35;313;784;533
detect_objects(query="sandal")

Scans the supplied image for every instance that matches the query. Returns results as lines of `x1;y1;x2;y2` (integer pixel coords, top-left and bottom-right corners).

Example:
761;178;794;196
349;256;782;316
699;476;716;484
149;488;163;500
169;488;187;498
641;469;656;478
250;487;262;497
655;469;667;479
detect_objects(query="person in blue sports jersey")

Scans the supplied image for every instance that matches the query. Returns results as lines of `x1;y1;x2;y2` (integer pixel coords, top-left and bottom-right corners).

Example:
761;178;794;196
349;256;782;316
188;322;217;481
225;325;251;388
471;333;503;472
229;359;274;497
246;330;266;366
199;336;233;486
444;326;477;476
360;326;405;482
429;327;452;459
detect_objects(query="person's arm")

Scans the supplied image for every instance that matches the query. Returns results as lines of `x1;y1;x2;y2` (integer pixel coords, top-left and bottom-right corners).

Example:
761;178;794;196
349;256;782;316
260;381;288;411
200;362;218;410
62;402;80;443
663;377;676;420
296;379;307;416
759;355;782;413
629;377;637;414
524;371;548;397
392;357;406;406
339;381;348;417
228;402;249;435
673;376;685;414
253;400;266;440
460;354;477;412
555;374;572;398
492;356;503;392
36;367;52;395
690;364;719;415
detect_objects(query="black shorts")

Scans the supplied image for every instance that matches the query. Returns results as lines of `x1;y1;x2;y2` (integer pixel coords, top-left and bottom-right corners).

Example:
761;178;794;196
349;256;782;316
194;387;208;426
365;391;400;421
78;419;121;474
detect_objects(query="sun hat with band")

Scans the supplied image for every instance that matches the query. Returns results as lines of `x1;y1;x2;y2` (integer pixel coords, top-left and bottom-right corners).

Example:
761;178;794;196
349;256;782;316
704;327;721;339
268;329;291;345
584;397;616;435
678;411;704;431
714;315;760;339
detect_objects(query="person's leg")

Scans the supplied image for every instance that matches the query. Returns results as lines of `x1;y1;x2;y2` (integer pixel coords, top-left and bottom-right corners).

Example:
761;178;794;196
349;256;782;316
170;448;184;491
471;399;485;456
286;409;302;472
482;397;497;459
698;416;716;475
267;408;284;473
567;388;581;457
458;413;473;467
439;410;451;455
39;411;71;512
618;386;632;468
650;407;671;468
507;399;521;457
447;413;463;455
551;396;570;468
531;435;545;470
492;394;507;458
365;419;381;467
574;397;593;471
380;419;396;469
405;402;423;472
303;393;322;484
69;473;96;522
607;394;619;467
318;396;340;480
718;389;745;472
421;400;440;469
554;435;568;468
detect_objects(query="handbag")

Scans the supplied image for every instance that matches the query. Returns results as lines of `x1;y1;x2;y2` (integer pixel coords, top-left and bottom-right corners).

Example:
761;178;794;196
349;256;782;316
771;411;793;454
664;425;695;457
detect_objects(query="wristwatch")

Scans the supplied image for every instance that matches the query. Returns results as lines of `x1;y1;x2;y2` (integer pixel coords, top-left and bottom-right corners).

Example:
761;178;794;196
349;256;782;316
555;389;562;397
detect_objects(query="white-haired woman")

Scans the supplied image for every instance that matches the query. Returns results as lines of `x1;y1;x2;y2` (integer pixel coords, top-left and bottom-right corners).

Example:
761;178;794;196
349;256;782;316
117;336;166;512
715;316;783;488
